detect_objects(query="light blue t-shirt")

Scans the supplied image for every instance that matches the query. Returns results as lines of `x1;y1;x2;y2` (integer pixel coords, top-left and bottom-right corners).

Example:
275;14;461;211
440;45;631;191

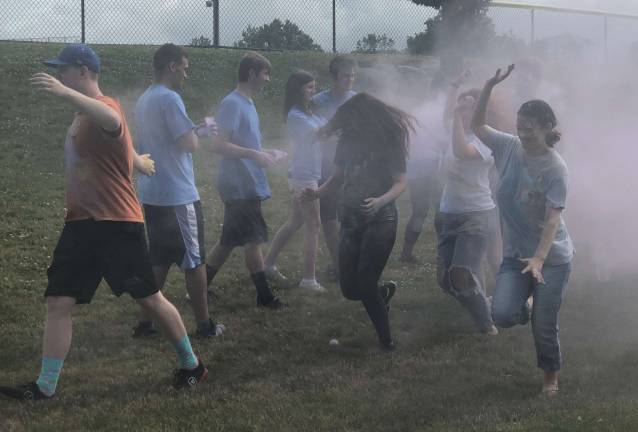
135;84;198;206
287;107;326;182
216;90;271;202
439;133;496;214
483;128;574;265
312;89;356;179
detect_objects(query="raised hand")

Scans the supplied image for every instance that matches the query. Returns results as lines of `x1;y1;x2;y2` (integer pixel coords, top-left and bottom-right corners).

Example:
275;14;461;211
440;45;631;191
487;64;515;88
29;72;70;98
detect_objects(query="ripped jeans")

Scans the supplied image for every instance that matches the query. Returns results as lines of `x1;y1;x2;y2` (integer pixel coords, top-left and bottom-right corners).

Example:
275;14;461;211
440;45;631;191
435;209;494;332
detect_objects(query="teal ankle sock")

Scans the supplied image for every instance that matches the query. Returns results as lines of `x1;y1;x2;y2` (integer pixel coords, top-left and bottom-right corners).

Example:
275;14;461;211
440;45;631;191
172;335;198;370
36;357;64;397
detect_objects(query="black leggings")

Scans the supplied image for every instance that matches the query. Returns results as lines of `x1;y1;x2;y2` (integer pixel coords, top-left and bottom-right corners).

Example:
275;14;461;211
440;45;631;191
339;211;397;345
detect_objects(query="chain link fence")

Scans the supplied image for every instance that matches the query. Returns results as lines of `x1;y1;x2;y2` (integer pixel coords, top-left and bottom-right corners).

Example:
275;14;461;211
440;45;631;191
2;1;638;61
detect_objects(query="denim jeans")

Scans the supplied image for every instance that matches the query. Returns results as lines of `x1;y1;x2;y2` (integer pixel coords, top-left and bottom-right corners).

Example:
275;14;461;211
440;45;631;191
435;209;494;332
491;258;571;372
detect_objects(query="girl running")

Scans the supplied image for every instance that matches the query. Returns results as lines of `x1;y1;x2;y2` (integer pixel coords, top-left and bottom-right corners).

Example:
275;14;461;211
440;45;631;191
472;65;574;396
303;93;414;351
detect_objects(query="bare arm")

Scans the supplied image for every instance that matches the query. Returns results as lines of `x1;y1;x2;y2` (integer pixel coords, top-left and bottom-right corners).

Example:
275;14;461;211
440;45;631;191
521;206;563;284
30;72;120;132
210;134;275;167
452;106;481;160
178;129;199;153
443;70;471;129
471;65;514;149
316;167;345;199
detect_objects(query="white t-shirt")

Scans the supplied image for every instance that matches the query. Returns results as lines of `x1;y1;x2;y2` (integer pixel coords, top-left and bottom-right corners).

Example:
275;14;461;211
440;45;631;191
439;133;496;214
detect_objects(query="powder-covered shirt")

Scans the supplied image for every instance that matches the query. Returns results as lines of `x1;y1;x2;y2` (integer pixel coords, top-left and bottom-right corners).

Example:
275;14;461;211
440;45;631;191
287;107;325;182
64;95;143;222
482;128;574;265
135;84;199;206
439;133;496;214
215;90;271;202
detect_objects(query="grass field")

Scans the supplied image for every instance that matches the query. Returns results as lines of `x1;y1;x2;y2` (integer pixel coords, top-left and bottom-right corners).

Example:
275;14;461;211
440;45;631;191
1;42;638;431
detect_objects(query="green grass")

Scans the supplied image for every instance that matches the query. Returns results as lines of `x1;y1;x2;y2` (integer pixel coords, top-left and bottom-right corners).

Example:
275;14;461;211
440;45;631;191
1;42;638;431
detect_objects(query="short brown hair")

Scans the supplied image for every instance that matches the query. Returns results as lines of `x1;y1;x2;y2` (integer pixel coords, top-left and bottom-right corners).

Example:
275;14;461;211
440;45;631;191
328;55;358;79
238;52;272;82
153;43;188;75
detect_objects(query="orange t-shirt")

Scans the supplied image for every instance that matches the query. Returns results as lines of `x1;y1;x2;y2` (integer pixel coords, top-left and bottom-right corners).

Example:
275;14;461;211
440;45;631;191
64;95;144;222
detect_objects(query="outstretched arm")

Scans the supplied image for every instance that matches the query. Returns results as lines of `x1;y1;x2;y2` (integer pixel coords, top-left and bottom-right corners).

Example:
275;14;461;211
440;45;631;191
471;65;514;148
30;72;121;132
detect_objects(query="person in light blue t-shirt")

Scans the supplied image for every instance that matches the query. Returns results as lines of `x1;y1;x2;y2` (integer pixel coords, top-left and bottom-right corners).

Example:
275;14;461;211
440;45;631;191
472;65;574;397
310;55;358;283
264;70;326;292
204;52;285;309
134;43;222;339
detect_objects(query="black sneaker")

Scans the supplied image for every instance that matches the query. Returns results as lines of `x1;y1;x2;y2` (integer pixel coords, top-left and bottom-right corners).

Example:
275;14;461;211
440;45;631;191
380;340;396;353
379;281;397;312
172;359;208;389
257;295;286;309
132;321;158;338
0;382;51;401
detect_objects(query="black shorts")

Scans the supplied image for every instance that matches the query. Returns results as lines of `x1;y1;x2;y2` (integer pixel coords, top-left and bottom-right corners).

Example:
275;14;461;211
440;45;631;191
144;201;205;270
220;199;268;247
45;219;158;304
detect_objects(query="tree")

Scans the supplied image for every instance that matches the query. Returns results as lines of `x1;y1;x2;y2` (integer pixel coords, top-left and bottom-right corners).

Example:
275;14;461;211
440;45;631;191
190;36;212;47
234;19;323;51
355;33;396;53
407;0;493;75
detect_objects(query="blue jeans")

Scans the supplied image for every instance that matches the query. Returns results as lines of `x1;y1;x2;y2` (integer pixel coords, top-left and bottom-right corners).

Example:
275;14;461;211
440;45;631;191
492;258;571;372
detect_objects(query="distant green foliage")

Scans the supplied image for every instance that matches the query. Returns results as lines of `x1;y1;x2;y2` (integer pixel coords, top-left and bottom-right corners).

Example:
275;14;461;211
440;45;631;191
355;33;396;53
234;19;323;51
190;35;212;47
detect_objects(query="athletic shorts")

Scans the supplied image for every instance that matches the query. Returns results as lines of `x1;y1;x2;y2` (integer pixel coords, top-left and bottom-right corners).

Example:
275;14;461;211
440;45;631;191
220;199;268;247
45;219;158;305
287;178;318;193
144;201;205;270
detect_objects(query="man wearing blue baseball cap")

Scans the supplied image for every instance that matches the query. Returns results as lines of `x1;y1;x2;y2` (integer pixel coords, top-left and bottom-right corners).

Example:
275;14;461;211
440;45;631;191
0;44;209;401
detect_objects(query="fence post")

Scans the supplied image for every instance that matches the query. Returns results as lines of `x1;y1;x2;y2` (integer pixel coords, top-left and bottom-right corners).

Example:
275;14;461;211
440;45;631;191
332;0;336;53
81;0;85;43
604;15;608;62
213;0;220;47
530;8;535;47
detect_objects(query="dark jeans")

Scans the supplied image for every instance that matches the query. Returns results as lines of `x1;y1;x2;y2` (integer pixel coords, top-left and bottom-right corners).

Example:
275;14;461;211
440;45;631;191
435;210;494;332
492;258;571;372
403;175;442;245
339;206;397;345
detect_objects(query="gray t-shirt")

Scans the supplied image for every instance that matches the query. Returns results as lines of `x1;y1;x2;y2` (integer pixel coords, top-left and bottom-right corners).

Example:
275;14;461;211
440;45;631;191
440;133;495;214
483;128;574;265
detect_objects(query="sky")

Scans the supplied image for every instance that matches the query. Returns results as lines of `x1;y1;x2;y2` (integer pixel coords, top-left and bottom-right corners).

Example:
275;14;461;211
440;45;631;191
1;0;638;56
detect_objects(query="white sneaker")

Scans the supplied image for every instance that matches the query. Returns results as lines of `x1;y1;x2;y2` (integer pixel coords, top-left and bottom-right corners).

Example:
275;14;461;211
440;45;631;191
299;279;326;292
265;266;287;282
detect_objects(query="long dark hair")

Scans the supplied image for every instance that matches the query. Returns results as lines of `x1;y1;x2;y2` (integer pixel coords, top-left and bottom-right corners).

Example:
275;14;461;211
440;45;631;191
283;69;315;121
518;99;561;147
320;92;414;160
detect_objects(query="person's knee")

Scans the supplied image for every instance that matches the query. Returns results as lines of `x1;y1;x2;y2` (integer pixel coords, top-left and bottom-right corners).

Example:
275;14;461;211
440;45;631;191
46;296;75;317
449;267;479;296
136;291;165;311
491;303;520;328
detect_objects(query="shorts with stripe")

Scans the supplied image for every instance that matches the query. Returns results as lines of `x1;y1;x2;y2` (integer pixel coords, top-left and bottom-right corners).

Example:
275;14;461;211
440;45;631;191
144;201;205;270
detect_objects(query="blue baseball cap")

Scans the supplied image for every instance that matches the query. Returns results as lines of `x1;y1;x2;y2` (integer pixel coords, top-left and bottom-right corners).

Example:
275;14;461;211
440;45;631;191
43;43;101;74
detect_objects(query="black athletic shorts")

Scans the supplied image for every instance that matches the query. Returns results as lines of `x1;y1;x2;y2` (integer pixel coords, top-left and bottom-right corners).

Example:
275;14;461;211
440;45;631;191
45;219;158;304
220;199;268;247
319;176;340;223
144;201;205;270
